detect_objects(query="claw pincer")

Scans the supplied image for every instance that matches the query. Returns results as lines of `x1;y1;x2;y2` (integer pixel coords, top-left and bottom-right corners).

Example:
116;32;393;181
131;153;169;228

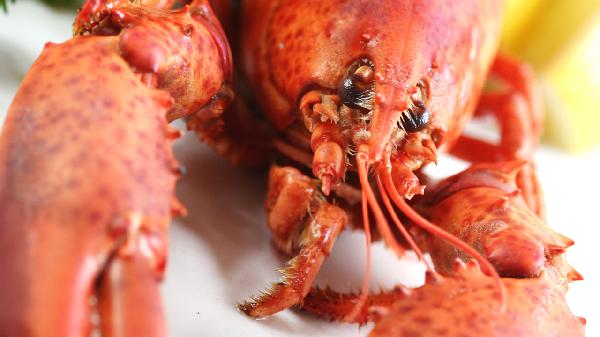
0;1;231;336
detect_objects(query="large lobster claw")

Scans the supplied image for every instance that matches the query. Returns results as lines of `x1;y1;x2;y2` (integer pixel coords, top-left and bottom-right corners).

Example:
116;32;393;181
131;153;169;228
0;1;231;336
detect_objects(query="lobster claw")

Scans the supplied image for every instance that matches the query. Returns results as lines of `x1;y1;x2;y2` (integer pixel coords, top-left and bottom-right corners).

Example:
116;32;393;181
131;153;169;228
0;34;178;336
367;265;585;337
422;161;576;280
301;261;585;337
0;0;231;336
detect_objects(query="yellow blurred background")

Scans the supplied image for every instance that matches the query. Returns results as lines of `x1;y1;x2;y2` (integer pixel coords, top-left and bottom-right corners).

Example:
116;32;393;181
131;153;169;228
502;0;600;152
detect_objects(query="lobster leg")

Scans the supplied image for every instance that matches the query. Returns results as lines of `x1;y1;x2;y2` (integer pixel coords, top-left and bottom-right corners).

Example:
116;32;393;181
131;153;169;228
239;166;347;318
302;285;410;324
450;55;544;215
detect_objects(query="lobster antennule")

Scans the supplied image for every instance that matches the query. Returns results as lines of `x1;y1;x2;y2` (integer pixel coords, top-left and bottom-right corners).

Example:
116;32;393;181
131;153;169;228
371;150;509;308
356;146;407;259
353;142;506;314
351;145;409;321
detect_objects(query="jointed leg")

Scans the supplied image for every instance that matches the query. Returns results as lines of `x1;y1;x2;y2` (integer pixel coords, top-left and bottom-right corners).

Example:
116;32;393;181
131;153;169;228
302;285;410;324
239;166;347;318
451;54;544;215
187;90;274;168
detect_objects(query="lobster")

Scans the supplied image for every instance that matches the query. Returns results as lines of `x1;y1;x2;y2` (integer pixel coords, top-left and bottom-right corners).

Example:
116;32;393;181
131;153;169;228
0;0;585;336
233;0;585;335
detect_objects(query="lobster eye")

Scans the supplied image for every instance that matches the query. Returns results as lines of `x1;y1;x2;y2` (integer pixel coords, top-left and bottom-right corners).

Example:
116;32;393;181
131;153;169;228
399;80;430;133
338;61;375;111
400;100;431;133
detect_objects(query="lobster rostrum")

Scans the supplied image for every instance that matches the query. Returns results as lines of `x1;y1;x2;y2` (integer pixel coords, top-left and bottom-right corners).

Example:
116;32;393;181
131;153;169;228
0;0;234;336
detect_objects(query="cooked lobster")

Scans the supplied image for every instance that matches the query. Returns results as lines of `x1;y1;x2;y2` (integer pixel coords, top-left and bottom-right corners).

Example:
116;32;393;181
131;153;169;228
0;0;585;336
233;0;584;335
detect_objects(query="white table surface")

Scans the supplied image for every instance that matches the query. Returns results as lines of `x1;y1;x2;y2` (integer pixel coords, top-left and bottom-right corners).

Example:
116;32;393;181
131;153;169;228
1;2;598;336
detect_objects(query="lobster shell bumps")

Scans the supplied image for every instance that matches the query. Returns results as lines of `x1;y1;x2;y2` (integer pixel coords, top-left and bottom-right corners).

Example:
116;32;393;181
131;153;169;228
421;161;577;279
0;36;176;337
242;0;502;154
305;262;584;337
369;263;585;337
0;2;231;336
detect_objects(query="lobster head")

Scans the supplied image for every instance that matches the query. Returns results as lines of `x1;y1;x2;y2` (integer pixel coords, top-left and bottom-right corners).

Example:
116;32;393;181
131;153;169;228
244;0;501;163
241;0;506;320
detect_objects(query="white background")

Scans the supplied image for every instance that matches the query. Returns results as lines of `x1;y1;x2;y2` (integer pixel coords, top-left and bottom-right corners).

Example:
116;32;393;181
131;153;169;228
1;2;598;336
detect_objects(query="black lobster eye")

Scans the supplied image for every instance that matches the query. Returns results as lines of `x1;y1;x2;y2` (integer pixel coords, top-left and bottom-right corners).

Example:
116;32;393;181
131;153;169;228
338;61;375;110
399;100;430;133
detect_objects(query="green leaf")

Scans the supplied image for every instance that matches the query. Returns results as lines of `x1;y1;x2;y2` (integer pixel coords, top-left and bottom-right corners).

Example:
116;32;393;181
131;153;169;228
2;0;81;12
39;0;83;9
1;0;16;13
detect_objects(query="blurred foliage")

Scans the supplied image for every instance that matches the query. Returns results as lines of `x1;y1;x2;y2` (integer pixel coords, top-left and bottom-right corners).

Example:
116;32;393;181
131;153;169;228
39;0;83;8
1;0;15;12
1;0;82;12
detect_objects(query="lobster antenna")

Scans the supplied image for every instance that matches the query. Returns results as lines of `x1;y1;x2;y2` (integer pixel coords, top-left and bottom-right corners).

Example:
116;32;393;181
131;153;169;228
374;173;434;272
354;148;406;258
347;152;374;322
350;146;422;321
379;164;507;310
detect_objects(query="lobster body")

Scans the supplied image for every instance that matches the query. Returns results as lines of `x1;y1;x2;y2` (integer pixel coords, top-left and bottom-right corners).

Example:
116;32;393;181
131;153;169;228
242;0;502;154
0;2;232;336
237;0;511;320
238;1;584;336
